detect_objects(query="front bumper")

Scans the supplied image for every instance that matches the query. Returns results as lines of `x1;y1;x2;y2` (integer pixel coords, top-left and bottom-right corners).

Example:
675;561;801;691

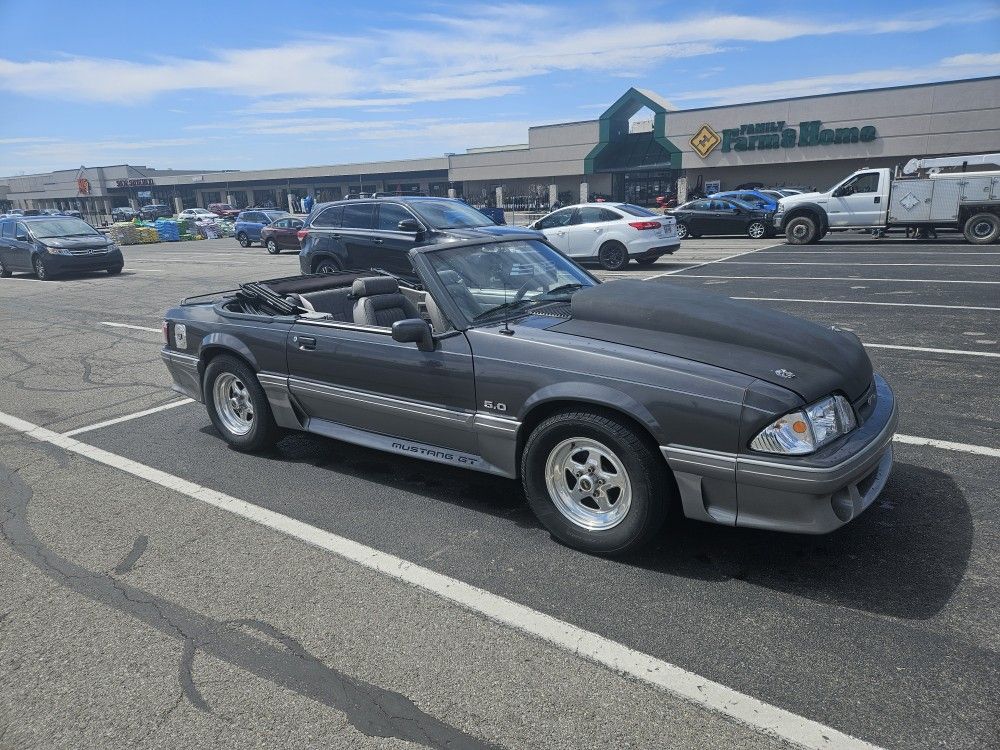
161;348;203;402
662;374;897;534
44;248;123;273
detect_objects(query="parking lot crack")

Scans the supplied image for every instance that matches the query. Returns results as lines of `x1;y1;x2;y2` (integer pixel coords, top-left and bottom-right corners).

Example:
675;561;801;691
0;462;502;750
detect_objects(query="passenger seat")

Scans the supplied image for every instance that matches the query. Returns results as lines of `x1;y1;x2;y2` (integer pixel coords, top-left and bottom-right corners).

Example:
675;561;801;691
351;277;420;327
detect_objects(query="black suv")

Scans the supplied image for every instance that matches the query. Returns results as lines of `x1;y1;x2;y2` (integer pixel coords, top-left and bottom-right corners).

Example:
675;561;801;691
298;196;535;278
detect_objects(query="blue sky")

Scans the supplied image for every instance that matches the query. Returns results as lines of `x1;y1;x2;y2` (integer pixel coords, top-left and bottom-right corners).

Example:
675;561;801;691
0;0;998;176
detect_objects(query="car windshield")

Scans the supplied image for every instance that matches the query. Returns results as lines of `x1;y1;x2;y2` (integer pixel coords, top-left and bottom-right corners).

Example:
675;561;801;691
425;239;596;324
27;218;100;238
410;200;493;229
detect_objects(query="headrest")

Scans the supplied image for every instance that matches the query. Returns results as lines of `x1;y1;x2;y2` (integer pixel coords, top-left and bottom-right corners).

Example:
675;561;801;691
351;276;399;297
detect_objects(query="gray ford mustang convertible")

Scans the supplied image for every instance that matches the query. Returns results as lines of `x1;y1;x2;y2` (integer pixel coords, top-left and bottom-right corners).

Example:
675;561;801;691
162;233;896;555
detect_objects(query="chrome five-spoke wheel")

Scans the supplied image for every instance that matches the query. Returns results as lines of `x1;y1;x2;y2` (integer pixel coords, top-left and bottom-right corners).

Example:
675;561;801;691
213;372;254;435
544;437;632;530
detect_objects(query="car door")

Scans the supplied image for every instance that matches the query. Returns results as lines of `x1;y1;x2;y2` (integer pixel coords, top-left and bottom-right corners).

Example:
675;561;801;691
284;218;304;248
710;200;747;235
829;171;883;227
9;221;34;270
339;202;377;270
567;206;619;256
681;200;712;234
535;208;578;253
374;202;421;276
0;220;12;268
285;314;478;453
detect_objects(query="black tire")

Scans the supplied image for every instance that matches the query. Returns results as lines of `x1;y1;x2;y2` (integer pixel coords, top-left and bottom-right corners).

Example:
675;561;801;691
203;355;279;452
785;216;818;245
237;232;251;248
0;257;11;278
597;241;629;271
266;239;280;254
635;257;659;267
747;221;767;239
675;222;689;240
33;255;52;281
314;258;341;274
520;409;672;556
963;212;1000;245
107;266;123;275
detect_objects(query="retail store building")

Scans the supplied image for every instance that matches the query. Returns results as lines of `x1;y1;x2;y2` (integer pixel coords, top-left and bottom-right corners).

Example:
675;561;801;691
2;76;997;221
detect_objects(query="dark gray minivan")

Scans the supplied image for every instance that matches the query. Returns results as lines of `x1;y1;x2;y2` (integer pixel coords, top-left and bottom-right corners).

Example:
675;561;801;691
0;216;124;280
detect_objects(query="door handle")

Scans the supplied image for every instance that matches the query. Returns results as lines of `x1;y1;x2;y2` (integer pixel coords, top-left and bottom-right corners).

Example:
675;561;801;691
292;335;316;351
373;238;384;244
873;196;881;204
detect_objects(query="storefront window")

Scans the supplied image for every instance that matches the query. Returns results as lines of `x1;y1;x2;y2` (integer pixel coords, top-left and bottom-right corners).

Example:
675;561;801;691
253;189;278;208
229;191;248;208
201;191;221;206
316;187;342;203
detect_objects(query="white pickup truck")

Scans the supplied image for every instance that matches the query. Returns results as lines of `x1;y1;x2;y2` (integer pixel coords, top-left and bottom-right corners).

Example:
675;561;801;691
774;153;1000;244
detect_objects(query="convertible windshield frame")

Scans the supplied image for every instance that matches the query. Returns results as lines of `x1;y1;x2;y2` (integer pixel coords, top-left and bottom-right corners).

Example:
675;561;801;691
411;236;599;330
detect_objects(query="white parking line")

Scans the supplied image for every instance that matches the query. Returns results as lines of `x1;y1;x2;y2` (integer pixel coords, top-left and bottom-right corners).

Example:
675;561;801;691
719;262;1000;267
753;251;1000;255
894;434;1000;458
665;275;1000;285
100;322;161;333
645;243;780;279
0;407;882;750
730;297;1000;312
61;399;194;437
864;343;1000;358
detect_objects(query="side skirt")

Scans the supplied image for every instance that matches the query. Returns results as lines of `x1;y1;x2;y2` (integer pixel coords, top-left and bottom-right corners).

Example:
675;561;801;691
306;417;511;478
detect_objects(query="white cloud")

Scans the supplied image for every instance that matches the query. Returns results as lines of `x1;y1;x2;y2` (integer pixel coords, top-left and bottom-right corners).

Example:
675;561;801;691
668;54;1000;105
0;6;993;109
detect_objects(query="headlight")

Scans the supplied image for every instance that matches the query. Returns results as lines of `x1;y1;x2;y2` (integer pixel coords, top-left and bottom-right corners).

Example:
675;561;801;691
750;395;857;455
44;245;70;255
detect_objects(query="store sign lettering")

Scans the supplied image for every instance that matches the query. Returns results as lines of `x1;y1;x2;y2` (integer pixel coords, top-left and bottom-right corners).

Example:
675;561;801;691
718;121;877;153
115;178;155;187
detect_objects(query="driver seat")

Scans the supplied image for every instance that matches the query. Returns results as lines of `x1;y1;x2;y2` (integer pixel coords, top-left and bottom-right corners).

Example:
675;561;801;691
351;276;420;327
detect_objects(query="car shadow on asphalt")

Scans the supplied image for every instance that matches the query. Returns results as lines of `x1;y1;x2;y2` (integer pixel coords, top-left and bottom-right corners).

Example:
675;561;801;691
211;428;972;621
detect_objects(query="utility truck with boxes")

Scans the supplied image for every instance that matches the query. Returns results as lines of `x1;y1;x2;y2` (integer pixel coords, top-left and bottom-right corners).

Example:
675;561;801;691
774;153;1000;244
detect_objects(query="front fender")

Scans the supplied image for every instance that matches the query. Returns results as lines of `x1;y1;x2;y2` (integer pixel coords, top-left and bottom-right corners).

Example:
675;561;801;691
520;382;664;442
780;202;828;231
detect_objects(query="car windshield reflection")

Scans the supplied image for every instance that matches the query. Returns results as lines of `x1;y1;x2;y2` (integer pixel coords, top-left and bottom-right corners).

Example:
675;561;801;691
426;239;596;324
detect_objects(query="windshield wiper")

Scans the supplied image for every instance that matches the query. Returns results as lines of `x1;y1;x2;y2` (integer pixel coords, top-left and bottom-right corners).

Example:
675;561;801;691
471;298;535;322
536;283;584;299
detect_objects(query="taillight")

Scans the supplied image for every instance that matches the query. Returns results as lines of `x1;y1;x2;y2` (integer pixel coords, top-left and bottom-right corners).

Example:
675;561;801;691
628;221;661;230
161;320;170;344
296;229;309;241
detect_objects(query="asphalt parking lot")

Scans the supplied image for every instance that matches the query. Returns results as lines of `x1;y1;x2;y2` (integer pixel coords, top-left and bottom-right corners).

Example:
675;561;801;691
1;234;998;749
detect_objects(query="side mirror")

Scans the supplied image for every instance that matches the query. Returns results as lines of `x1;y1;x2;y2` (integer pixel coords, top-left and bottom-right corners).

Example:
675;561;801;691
397;218;421;233
15;232;28;242
392;318;434;352
529;220;540;229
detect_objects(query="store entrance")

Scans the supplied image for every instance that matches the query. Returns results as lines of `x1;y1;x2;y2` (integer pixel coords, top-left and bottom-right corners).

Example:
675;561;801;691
621;171;675;206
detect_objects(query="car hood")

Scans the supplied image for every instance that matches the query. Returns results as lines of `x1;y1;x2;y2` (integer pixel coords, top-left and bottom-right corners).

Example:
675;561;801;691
41;236;112;250
437;225;542;240
552;280;872;403
779;191;824;206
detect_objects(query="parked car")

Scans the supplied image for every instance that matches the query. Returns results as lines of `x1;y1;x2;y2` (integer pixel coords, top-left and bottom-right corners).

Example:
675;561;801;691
529;202;679;270
709;190;779;213
297;197;536;278
208;203;241;219
178;208;221;222
260;216;305;254
235;209;290;247
140;204;173;221
161;233;896;556
0;215;123;280
112;206;139;222
668;197;774;239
